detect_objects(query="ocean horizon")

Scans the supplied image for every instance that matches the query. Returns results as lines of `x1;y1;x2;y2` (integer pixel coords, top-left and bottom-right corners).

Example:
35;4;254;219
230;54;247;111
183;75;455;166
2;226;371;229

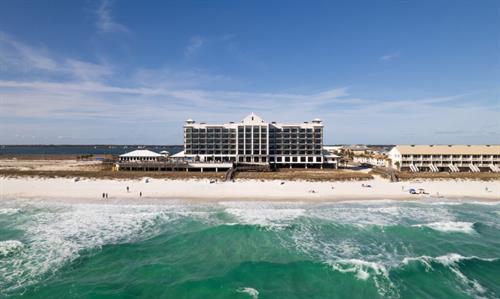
0;145;184;156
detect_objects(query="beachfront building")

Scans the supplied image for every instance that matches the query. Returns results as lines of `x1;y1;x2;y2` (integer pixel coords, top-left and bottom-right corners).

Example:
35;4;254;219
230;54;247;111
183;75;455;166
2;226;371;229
353;154;389;167
182;113;333;168
388;145;500;172
119;150;164;162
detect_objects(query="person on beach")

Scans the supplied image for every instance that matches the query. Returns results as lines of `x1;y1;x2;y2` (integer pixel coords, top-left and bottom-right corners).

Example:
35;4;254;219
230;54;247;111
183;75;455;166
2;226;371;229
102;193;105;199
127;186;129;192
105;193;108;199
140;192;142;197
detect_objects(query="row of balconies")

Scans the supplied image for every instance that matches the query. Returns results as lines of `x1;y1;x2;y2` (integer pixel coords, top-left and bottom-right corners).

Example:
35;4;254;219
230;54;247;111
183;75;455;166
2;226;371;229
402;161;500;166
271;138;322;142
238;134;268;137
269;139;323;144
269;134;323;139
401;157;500;162
184;151;324;158
185;150;238;155
185;129;237;134
238;139;268;143
271;156;323;163
186;143;237;147
270;144;322;148
185;137;321;143
186;140;237;144
186;142;320;148
278;129;322;134
186;134;237;138
274;152;322;156
238;151;268;155
187;147;237;151
402;155;500;159
185;127;321;134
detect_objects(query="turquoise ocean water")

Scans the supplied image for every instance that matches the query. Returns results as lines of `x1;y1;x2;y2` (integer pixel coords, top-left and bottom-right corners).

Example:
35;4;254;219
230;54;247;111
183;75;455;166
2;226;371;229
1;199;499;299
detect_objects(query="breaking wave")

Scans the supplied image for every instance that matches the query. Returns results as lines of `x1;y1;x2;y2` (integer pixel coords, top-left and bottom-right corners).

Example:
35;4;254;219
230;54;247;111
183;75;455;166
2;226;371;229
0;202;212;294
222;202;305;228
237;287;259;299
412;221;476;234
402;253;497;298
0;208;21;216
326;258;397;297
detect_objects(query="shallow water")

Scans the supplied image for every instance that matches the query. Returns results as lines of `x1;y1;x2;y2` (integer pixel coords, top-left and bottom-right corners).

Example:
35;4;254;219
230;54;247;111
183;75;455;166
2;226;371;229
1;199;499;298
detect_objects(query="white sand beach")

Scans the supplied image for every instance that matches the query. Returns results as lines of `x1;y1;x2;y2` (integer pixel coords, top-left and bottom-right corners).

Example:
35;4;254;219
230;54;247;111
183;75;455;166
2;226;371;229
1;176;499;203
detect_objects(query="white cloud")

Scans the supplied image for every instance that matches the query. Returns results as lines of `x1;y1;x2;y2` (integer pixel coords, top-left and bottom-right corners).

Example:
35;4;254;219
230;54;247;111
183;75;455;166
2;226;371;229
379;52;400;61
63;59;113;81
95;0;129;33
184;36;206;58
0;32;58;71
0;32;114;82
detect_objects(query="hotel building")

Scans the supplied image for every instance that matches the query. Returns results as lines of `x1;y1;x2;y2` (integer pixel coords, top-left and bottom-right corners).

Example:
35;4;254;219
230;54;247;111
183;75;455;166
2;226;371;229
388;145;500;172
183;113;333;168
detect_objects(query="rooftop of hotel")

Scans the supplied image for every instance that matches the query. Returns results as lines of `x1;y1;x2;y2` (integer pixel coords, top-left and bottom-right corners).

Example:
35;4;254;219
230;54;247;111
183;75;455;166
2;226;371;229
184;113;323;128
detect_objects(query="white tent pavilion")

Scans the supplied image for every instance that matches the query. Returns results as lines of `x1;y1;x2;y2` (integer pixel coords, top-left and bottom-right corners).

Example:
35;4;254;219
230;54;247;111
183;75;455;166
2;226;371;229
119;150;163;162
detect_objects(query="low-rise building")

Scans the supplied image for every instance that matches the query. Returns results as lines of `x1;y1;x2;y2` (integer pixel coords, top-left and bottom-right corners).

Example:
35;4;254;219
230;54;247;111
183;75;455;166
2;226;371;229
119;150;163;162
353;154;389;167
388;145;500;172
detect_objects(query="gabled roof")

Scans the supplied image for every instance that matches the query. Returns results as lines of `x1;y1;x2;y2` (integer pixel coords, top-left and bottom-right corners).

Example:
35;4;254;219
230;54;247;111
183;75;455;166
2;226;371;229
119;149;162;157
241;113;266;124
170;150;186;158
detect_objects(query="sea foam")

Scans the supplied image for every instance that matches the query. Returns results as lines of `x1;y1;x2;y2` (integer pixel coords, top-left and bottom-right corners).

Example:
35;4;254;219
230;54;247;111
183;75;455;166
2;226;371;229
0;208;21;215
222;202;305;228
402;253;497;267
0;202;208;293
326;258;397;298
237;287;259;299
327;258;389;280
0;240;24;257
412;221;476;234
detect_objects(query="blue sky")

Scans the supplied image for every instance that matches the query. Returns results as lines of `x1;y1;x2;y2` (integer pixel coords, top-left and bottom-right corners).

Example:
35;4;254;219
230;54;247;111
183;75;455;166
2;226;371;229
0;0;498;145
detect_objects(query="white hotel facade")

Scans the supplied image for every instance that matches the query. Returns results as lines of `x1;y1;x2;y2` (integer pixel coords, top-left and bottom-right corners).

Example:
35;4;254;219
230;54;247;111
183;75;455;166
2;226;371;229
388;145;500;172
182;113;335;168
